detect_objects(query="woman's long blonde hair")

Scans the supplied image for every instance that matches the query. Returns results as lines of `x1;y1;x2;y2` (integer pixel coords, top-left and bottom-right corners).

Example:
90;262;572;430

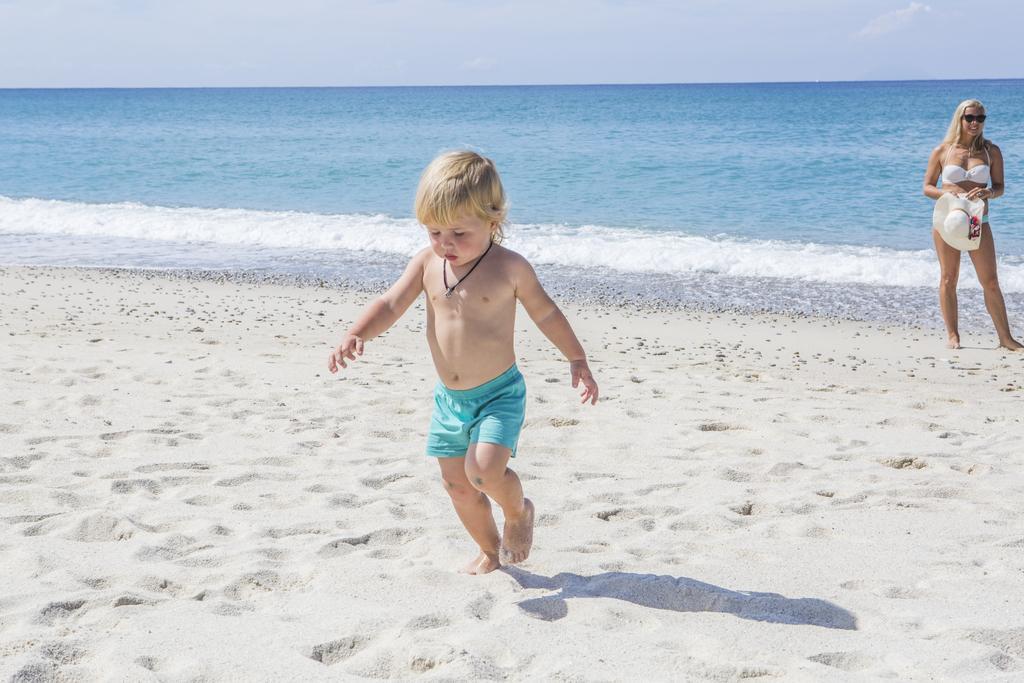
941;99;989;154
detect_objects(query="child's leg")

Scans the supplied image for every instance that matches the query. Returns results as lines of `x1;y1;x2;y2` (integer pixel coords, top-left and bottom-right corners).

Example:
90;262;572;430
464;443;535;564
436;456;501;574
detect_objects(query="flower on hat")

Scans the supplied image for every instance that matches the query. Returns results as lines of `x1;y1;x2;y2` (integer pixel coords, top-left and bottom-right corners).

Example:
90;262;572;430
968;215;981;240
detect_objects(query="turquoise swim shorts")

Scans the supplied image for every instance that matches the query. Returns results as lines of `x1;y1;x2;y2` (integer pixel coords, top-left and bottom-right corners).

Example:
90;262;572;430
426;364;527;458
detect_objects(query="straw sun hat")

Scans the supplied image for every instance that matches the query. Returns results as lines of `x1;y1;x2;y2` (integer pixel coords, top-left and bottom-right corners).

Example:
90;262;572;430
932;193;985;251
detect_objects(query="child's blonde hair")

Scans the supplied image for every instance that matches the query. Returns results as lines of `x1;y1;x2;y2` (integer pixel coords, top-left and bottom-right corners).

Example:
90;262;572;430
414;151;508;243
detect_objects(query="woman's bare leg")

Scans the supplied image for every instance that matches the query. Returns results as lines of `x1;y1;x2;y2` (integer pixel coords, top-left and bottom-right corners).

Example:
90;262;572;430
968;225;1024;350
933;230;963;348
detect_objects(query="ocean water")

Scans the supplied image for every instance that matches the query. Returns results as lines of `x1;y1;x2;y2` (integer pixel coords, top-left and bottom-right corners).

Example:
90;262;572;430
2;82;1023;327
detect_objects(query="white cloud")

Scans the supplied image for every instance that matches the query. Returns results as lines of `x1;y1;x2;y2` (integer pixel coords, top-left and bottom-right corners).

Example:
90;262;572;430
856;2;931;38
462;57;496;71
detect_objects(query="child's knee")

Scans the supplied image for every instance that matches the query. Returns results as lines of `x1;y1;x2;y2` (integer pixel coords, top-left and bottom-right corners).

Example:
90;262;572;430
442;477;482;503
464;461;508;491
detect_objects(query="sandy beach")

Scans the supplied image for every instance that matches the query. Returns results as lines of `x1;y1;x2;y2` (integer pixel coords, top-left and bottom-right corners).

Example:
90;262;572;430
2;265;1023;681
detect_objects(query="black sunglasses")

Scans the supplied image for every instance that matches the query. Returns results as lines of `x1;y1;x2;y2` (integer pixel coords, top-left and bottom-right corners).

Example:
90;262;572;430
963;114;987;123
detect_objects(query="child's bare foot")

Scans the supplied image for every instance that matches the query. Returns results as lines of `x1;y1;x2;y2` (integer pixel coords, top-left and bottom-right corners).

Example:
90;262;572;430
461;551;501;575
947;335;961;349
500;498;534;565
1000;337;1024;351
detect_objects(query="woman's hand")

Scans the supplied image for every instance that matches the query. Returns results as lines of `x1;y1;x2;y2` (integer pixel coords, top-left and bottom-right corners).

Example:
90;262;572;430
965;187;992;201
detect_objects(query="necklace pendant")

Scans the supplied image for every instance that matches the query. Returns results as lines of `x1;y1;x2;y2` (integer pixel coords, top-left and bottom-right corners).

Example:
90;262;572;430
445;289;454;298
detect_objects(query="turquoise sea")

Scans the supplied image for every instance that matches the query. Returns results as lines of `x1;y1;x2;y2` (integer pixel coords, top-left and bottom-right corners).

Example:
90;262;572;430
1;81;1023;327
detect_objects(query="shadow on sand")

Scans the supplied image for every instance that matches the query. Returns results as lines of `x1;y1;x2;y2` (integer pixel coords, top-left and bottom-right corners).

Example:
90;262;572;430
502;568;857;629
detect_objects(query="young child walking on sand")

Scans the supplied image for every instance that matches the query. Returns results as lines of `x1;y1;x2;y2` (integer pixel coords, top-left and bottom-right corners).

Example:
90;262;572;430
328;151;599;574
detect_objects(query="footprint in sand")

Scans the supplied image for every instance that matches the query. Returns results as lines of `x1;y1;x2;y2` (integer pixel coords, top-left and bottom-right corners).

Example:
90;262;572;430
878;585;923;599
962;627;1024;661
66;513;136;542
134;656;160;672
698;422;739;432
359;473;412;490
215;473;265;487
565;540;611;554
111;479;162;495
98;430;134;442
408;647;459;674
535;513;560;527
718;467;752;482
766;461;808;476
134;535;212;563
262;524;328;539
594;508;626;521
34;599;87;626
730;502;757;516
135;462;210;473
184;494;223;506
73;576;109;590
2;454;45;471
159;475;203;489
37;640;87;665
318;527;423;558
404;613;451;630
807;651;875;672
134;576;184;596
465;592;495;620
210;602;251;616
734;666;782;679
571;472;615;482
113;594;156;607
222;570;282;600
880;457;926;470
306;635;373;666
327;493;367;508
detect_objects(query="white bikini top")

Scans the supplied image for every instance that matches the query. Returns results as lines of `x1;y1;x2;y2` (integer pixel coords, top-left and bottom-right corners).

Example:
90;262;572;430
941;145;990;186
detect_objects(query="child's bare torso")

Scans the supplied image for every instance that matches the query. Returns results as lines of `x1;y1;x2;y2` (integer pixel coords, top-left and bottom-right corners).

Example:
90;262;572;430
421;245;518;389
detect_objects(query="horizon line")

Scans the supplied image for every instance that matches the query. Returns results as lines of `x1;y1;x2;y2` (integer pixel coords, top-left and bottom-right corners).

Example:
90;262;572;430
1;76;1021;91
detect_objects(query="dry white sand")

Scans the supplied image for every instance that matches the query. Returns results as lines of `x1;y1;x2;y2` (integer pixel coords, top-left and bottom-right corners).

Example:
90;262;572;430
1;265;1023;681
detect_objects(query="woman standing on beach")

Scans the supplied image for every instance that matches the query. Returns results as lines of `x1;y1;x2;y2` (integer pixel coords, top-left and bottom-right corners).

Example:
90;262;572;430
923;99;1023;351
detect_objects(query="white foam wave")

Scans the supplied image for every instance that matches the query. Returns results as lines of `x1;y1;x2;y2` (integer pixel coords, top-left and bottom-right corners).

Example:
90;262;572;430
3;195;1022;292
0;196;426;256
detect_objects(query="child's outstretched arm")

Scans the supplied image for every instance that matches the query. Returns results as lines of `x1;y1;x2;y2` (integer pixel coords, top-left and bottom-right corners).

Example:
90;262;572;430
328;250;427;373
512;256;599;405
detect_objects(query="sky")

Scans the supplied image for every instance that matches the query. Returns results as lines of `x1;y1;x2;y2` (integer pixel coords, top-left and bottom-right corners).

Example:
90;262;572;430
0;0;1020;88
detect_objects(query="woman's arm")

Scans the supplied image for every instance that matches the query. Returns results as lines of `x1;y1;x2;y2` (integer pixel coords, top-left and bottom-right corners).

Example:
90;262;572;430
985;143;1004;199
923;144;947;200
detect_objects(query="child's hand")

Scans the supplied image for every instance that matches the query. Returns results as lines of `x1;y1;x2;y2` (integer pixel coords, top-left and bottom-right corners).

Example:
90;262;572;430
570;359;599;405
328;334;364;373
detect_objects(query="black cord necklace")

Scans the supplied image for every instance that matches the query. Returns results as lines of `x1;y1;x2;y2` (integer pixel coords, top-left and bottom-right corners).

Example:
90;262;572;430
443;241;493;298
